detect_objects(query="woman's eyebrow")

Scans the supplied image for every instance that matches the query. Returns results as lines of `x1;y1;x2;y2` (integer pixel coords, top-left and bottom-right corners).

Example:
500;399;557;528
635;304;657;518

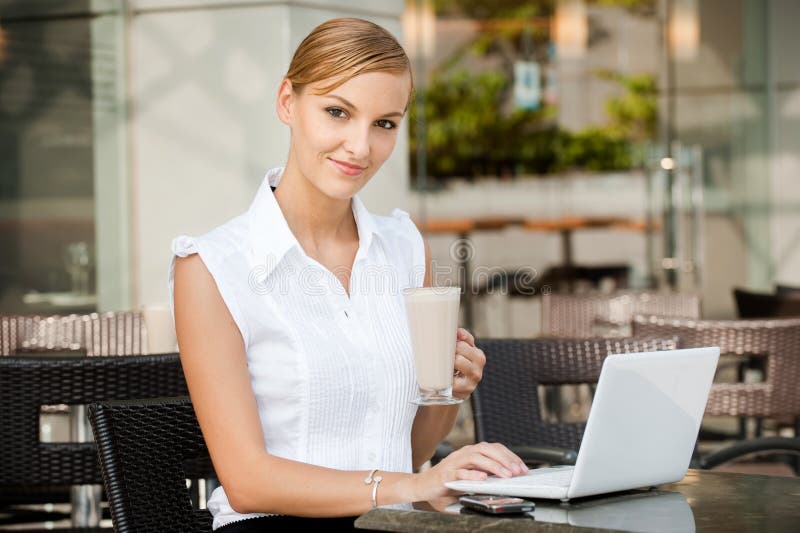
325;94;404;118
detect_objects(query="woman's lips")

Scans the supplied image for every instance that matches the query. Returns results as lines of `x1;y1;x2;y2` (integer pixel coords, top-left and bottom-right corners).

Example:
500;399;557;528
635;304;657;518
329;158;366;177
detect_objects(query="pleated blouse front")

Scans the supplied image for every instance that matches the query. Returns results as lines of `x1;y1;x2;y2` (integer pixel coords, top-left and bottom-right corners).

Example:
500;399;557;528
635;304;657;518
169;167;426;529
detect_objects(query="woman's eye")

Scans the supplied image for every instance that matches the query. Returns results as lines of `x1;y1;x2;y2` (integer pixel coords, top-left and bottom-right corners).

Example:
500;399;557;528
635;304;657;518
326;107;347;119
376;119;397;130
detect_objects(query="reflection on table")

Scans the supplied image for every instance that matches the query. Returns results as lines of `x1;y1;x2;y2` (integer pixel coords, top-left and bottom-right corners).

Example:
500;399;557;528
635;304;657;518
355;470;800;532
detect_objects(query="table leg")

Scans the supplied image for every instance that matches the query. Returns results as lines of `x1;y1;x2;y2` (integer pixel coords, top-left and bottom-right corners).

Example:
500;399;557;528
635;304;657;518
560;228;575;292
456;232;474;331
69;405;102;527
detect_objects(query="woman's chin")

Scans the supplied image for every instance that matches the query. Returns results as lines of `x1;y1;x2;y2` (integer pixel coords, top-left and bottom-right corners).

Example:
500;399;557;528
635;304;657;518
325;174;369;199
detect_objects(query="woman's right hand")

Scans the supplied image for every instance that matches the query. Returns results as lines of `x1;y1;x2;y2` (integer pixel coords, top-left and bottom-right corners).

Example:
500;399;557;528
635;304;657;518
409;442;528;501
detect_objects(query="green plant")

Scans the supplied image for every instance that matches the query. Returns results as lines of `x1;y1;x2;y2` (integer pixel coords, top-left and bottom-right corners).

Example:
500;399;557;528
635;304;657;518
408;1;659;184
598;71;658;144
409;67;652;183
410;68;556;181
559;128;633;171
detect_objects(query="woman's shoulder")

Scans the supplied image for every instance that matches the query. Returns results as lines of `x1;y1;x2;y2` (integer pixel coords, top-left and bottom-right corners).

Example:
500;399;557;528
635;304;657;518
370;207;426;285
171;212;250;264
371;207;421;240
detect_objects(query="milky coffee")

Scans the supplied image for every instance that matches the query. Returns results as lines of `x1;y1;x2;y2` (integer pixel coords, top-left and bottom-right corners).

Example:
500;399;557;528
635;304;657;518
403;286;461;403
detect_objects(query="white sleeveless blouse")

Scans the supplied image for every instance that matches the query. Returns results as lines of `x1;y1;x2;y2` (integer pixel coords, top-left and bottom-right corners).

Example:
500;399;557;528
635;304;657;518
169;167;426;529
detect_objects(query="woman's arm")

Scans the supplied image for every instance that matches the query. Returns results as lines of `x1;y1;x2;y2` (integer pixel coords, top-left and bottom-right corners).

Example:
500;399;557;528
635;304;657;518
409;239;487;470
174;254;518;516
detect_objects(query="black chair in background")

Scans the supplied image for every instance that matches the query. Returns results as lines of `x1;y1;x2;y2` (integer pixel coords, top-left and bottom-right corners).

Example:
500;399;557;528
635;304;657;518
89;397;215;533
467;337;679;466
475;264;631;298
775;284;800;296
0;354;189;530
539;264;632;293
733;288;800;319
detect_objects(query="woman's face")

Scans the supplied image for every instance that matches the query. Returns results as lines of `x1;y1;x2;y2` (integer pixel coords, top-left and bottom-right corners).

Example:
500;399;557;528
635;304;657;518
278;70;411;200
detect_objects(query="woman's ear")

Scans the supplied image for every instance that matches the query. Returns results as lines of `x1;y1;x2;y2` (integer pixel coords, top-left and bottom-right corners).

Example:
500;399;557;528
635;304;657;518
276;78;295;125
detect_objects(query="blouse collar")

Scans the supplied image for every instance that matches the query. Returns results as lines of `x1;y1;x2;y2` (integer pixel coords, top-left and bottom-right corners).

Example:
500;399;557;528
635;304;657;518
248;167;378;280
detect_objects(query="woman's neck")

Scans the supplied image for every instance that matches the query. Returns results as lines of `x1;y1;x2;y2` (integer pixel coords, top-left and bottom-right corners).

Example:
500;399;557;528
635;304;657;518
273;161;358;253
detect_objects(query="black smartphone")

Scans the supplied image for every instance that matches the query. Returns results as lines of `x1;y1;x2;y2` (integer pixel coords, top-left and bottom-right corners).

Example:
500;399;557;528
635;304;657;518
459;494;535;514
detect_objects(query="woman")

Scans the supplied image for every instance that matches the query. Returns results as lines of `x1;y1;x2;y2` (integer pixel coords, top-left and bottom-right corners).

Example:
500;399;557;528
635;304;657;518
171;18;526;532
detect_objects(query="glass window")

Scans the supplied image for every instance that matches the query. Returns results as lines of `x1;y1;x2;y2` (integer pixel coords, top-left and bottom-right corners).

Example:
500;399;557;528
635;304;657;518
0;0;126;313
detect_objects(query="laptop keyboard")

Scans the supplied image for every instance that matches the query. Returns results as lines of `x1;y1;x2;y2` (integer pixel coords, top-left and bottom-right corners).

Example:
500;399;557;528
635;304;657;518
503;466;574;487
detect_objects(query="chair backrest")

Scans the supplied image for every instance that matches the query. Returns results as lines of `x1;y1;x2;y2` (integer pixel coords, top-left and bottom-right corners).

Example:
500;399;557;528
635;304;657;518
541;291;701;338
89;397;214;533
632;315;800;417
775;284;800;296
0;354;188;487
733;288;800;319
546;264;631;289
472;337;679;452
0;312;148;356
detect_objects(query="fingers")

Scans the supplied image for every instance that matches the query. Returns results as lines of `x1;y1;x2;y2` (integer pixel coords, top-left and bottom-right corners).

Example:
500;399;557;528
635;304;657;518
453;343;486;398
454;468;488;482
453;353;481;383
451;442;528;478
457;328;475;347
422;443;528;502
456;340;486;368
474;442;527;475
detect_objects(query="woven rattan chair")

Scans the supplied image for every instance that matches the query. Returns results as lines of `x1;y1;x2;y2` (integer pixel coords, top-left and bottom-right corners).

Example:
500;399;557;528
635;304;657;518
0;312;148;356
89;397;214;533
541;291;701;339
632;315;800;472
0;354;188;530
468;337;679;466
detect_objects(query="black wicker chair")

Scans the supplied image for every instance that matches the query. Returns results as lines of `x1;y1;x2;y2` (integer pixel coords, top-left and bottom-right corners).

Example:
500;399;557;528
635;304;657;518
88;397;215;533
467;337;679;466
0;353;189;530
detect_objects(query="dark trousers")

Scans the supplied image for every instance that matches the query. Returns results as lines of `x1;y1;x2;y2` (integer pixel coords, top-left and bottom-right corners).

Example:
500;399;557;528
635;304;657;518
216;515;380;532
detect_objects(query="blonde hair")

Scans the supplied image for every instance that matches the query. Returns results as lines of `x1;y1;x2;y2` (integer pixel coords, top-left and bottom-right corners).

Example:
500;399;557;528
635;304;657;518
285;18;413;95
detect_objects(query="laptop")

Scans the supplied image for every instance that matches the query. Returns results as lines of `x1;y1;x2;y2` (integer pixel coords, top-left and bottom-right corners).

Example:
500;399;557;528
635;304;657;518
445;347;720;501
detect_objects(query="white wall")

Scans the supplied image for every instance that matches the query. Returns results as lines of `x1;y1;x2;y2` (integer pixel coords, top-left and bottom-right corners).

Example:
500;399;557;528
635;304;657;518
128;0;409;307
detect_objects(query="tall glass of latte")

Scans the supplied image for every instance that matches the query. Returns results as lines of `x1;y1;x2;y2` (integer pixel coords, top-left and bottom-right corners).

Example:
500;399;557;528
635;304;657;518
403;286;464;405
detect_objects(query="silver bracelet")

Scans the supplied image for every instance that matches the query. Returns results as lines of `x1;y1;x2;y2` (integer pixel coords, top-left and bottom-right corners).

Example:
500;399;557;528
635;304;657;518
363;468;383;508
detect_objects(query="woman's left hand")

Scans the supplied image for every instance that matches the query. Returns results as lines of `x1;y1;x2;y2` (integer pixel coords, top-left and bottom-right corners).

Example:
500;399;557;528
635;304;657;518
452;328;486;400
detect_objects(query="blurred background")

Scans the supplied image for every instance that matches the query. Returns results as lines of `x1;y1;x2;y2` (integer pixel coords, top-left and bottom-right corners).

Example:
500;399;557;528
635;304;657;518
0;0;798;336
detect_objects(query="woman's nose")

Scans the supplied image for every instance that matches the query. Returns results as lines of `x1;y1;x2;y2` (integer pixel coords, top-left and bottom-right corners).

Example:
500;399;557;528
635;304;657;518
343;125;371;159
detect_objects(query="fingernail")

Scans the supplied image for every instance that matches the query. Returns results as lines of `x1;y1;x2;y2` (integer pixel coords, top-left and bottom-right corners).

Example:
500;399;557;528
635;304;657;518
501;468;511;477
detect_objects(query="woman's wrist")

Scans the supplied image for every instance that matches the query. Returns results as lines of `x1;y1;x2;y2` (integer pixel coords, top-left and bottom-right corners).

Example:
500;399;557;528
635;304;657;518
381;472;418;506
